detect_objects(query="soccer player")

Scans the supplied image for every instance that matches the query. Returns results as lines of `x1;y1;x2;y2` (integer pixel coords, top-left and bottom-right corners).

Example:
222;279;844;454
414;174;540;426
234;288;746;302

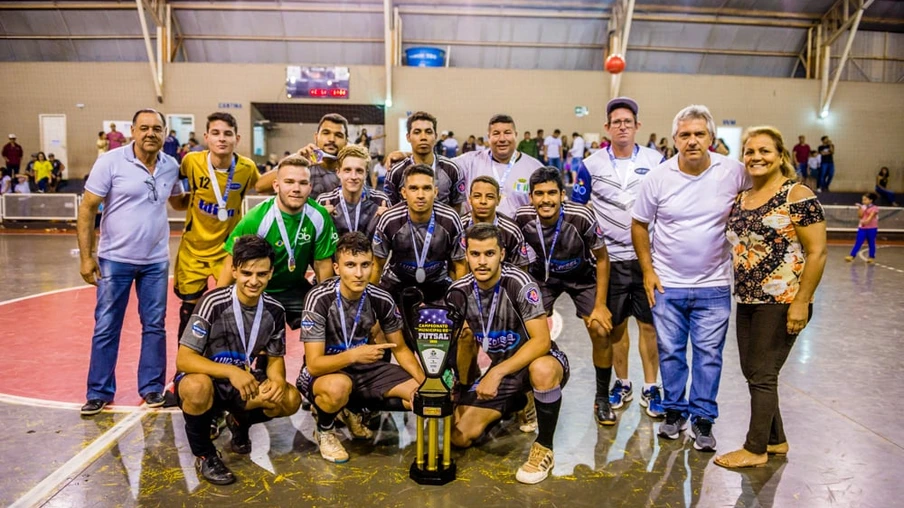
173;112;260;339
447;223;568;484
461;175;531;269
317;144;390;238
383;111;466;212
515;167;616;424
220;155;338;329
297;232;425;463
454;114;544;218
571;97;666;417
176;235;301;485
256;113;349;200
372;164;468;306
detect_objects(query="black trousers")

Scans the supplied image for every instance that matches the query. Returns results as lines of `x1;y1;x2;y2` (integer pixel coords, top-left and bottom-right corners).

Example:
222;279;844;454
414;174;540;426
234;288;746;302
736;303;811;454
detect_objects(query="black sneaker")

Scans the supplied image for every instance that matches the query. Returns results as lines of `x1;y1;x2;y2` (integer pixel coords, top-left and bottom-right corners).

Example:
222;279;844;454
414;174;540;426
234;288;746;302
658;409;688;439
227;414;252;455
144;392;165;408
195;452;235;485
594;398;617;426
80;399;107;416
689;418;717;452
210;411;228;441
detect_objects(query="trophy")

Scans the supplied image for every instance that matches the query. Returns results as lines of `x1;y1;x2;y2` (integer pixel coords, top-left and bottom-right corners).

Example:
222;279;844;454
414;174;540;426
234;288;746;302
400;288;464;485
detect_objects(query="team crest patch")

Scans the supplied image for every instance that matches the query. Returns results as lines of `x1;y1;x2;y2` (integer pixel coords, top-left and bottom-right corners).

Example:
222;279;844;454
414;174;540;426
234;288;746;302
514;179;529;194
525;287;540;304
458;180;467;193
301;319;316;332
460;235;467;249
191;322;207;339
373;232;383;245
228;182;242;190
594;225;604;238
635;167;650;175
520;243;529;257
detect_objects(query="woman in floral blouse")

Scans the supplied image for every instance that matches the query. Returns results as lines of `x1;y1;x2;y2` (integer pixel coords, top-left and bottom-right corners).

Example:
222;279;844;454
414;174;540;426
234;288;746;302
715;126;827;469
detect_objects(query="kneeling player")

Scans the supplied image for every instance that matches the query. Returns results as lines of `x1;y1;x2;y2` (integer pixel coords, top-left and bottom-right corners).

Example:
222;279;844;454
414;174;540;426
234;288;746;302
297;232;425;463
446;223;569;485
176;235;301;485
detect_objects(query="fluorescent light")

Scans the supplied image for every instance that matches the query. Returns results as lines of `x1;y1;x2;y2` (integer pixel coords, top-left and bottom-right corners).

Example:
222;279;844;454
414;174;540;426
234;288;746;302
819;110;829;119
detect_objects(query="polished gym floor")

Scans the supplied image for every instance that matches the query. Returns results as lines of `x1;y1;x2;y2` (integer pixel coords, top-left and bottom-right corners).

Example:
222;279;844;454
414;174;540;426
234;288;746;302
1;233;901;507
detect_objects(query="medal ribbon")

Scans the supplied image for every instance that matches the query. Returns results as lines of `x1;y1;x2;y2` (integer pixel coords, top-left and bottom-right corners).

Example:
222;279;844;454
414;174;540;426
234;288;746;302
408;209;436;280
206;152;237;215
232;285;264;367
535;206;564;281
335;283;367;351
472;279;502;352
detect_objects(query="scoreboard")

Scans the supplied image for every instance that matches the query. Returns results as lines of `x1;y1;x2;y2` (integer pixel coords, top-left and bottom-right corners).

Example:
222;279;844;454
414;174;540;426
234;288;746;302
286;66;350;99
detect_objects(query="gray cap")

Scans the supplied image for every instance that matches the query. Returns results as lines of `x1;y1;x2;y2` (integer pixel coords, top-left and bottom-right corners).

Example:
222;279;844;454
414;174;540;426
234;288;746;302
606;97;638;116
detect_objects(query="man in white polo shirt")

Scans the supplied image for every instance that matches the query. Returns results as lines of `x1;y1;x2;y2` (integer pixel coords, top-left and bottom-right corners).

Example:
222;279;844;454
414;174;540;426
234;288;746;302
454;114;544;218
77;108;185;416
631;104;749;452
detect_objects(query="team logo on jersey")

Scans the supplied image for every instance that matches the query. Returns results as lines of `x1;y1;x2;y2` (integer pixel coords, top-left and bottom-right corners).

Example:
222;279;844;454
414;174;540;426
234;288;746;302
479;330;522;352
373;231;383;245
228;182;243;191
191;322;207;339
594;225;604;238
457;180;467;193
331;231;339;242
634;167;650;175
460;235;467;249
300;319;316;333
519;243;529;257
514;179;529;194
525;287;540;305
298;231;313;244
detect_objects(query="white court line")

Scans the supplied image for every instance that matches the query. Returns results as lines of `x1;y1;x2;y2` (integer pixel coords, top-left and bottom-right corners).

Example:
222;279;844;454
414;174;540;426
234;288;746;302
856;245;904;273
0;284;88;307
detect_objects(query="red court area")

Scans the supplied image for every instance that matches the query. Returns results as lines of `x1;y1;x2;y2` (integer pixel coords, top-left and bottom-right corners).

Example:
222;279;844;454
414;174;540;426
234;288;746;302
0;283;305;407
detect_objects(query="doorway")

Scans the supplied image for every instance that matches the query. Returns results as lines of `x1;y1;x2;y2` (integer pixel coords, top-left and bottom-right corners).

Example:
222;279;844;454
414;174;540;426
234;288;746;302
39;114;67;178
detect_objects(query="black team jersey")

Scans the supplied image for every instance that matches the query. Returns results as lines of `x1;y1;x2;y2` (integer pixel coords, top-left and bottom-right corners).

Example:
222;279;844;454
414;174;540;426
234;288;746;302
316;187;391;238
460;212;532;268
384;155;466;208
515;201;607;282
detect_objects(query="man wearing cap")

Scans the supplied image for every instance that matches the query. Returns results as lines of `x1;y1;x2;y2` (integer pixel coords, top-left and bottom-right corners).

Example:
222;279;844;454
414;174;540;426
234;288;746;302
572;97;666;422
2;134;23;177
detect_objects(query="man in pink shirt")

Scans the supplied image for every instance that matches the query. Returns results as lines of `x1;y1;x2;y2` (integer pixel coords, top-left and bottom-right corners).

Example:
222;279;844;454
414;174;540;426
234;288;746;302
792;135;810;181
106;123;127;150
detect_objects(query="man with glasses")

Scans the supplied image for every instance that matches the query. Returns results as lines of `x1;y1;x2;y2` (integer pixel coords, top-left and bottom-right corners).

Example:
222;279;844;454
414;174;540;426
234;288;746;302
77;108;185;416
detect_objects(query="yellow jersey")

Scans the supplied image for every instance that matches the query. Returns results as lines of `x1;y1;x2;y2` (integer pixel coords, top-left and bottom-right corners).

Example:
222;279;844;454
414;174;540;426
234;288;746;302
180;150;260;258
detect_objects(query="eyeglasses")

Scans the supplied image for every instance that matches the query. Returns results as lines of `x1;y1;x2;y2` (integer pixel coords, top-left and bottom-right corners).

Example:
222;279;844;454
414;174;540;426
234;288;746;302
144;176;159;203
609;119;635;128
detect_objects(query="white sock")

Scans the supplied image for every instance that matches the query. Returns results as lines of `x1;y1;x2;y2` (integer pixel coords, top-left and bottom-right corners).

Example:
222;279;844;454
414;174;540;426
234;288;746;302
619;378;632;387
643;383;656;391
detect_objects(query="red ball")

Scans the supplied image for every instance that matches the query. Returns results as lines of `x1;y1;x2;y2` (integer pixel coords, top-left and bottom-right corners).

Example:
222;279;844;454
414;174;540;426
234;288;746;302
605;54;626;74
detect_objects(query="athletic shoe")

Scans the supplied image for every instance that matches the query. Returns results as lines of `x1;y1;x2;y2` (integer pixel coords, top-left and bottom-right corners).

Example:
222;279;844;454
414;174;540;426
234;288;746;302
518;392;538;433
80;399;107;416
226;413;252;455
195;452;235;485
609;379;633;409
337;409;373;440
844;255;854;262
210;411;227;441
658;410;687;439
315;429;349;463
594;398;617;426
867;258;876;264
144;392;165;408
515;442;555;484
688;418;717;452
640;386;665;418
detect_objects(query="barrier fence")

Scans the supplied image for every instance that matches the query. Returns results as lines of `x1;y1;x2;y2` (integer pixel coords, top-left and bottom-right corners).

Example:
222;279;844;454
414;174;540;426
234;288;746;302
2;194;903;233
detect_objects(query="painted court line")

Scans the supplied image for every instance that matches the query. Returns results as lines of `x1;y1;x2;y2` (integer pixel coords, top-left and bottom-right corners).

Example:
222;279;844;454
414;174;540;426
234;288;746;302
857;245;904;273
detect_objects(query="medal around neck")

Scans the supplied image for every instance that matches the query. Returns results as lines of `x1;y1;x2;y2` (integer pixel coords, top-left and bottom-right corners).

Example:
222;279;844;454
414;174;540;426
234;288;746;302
416;267;426;283
217;208;229;221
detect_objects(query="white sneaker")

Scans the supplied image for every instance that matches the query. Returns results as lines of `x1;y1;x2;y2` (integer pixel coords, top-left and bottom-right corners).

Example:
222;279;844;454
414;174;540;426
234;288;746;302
515;442;554;484
518;393;538;433
338;409;374;439
315;429;349;463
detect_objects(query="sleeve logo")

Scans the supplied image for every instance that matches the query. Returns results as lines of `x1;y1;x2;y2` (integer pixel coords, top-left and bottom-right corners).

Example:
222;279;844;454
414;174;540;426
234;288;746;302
300;319;316;332
525;287;540;304
594;225;604;238
191;322;207;339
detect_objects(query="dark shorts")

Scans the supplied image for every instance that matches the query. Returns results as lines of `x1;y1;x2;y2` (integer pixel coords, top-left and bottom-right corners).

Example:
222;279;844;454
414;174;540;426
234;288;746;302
607;260;653;325
539;276;596;318
296;360;413;407
269;283;313;330
457;348;570;415
174;368;268;413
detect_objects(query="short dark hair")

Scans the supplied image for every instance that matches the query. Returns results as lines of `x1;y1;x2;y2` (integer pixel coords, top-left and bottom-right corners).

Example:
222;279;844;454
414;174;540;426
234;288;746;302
232;235;275;269
448;131;454;137
572;132;580;137
334;231;373;262
865;192;879;202
206;112;237;132
488;114;515;130
465;223;504;251
553;129;561;135
407;111;437;134
318;113;349;136
470;175;500;195
529;166;565;193
402;163;435;185
132;109;166;128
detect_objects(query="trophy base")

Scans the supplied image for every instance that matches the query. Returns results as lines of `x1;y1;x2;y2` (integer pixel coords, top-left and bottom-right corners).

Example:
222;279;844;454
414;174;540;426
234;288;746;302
409;458;457;485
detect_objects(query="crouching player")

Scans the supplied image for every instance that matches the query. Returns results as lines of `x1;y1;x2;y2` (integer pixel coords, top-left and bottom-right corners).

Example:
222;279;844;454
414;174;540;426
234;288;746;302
175;235;301;485
446;223;568;484
297;232;425;463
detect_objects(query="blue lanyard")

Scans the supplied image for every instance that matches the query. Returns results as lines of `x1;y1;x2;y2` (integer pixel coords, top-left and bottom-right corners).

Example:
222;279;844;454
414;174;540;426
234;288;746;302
472;279;502;352
491;151;518;188
408;209;436;278
207;153;237;211
339;189;364;232
335;283;367;351
535;206;565;281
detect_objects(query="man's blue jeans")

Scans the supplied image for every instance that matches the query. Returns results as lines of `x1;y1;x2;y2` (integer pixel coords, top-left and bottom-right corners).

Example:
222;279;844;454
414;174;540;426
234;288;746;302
86;258;169;402
651;286;731;422
819;161;835;190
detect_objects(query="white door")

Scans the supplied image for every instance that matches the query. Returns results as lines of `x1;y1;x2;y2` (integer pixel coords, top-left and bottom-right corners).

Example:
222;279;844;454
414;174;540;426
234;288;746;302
715;126;742;161
166;114;195;148
39;114;68;178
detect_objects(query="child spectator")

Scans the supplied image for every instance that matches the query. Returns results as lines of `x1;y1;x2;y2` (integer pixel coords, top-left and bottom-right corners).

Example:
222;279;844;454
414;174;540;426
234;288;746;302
807;150;821;188
846;192;879;263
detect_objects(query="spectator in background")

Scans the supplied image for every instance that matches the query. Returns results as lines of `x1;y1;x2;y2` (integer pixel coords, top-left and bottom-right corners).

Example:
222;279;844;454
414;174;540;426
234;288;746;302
0;172;11;194
178;143;190;162
545;129;563;173
569;132;586;180
601;136;611;149
49;153;65;192
264;153;280;172
647;133;658;150
817;136;835;192
14;174;31;194
658;137;669;157
875;167;899;206
188;138;204;152
518;131;539;159
24;153;37;188
442;131;459;158
106;123;127;150
462;135;477;153
2;134;23;176
534;129;547;164
354;127;385;152
163;130;180;159
97;131;109;157
587;140;601;156
713;138;730;156
435;131;447;155
792;135;810;181
807;150;820;189
476;136;487;151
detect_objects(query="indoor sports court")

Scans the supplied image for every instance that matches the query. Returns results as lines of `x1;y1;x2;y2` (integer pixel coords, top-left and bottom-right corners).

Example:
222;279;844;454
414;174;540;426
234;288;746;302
1;1;903;507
